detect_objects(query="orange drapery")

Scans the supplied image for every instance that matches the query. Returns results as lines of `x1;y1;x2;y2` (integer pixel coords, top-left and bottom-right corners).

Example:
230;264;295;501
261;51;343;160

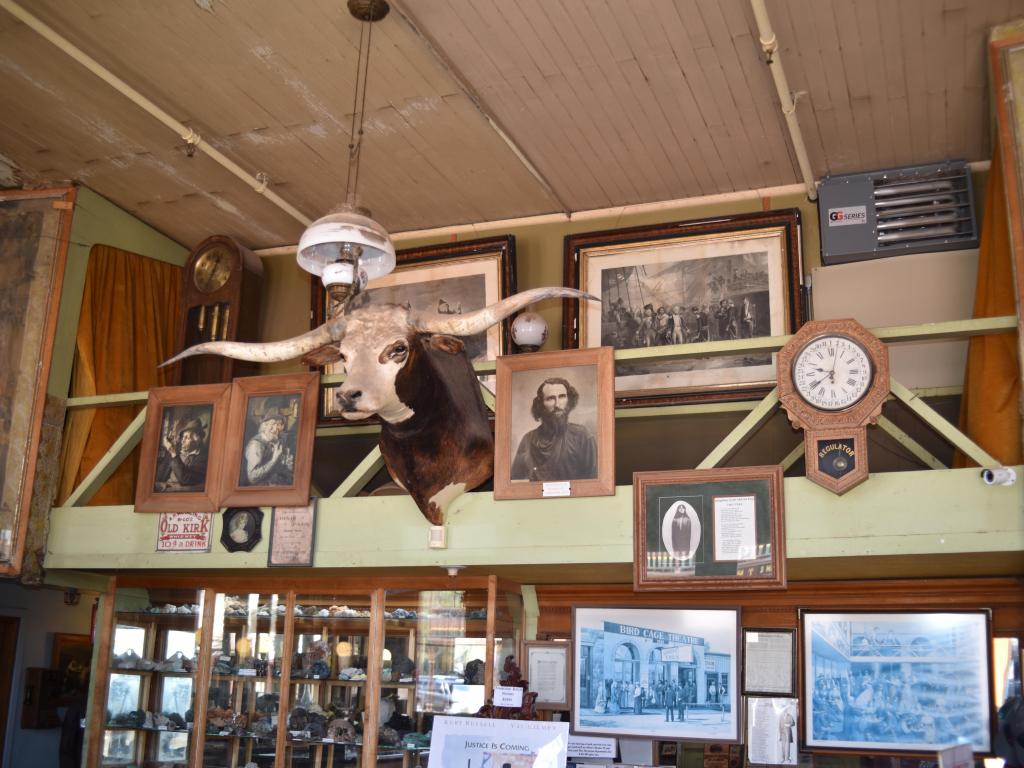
57;245;180;505
955;142;1023;467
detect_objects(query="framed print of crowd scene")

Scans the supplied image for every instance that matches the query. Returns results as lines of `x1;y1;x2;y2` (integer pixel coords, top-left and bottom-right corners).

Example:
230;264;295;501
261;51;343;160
134;383;230;513
563;209;803;405
220;373;318;507
633;465;785;591
314;235;516;419
572;606;740;743
493;347;615;500
801;610;993;754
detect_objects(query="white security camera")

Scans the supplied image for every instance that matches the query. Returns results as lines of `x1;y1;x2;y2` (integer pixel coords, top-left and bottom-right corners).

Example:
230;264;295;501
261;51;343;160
981;467;1017;486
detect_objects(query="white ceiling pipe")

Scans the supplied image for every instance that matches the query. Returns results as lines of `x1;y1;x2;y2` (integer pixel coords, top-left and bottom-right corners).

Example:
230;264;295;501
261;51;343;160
0;0;311;227
749;0;818;202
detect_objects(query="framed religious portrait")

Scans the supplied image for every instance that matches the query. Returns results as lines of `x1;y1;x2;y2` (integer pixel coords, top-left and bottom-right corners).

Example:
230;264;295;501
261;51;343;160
743;628;796;696
220;373;318;507
633;465;785;591
572;606;740;743
524;640;571;710
134;383;231;513
312;235;516;420
563;209;804;406
493;347;615;500
800;609;993;755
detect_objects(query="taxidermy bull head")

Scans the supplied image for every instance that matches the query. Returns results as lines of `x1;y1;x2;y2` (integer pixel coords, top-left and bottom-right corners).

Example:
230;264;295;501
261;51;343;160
163;287;595;525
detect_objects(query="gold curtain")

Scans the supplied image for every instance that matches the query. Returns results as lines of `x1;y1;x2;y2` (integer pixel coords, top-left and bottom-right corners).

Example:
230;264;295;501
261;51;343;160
57;245;180;505
954;143;1023;467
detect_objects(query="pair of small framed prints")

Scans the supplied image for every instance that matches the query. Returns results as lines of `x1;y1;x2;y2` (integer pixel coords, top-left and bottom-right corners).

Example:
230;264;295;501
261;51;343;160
134;372;317;513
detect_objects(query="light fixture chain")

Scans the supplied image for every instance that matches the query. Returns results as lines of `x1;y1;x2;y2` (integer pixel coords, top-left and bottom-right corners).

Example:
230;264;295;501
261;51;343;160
351;7;376;201
344;11;371;205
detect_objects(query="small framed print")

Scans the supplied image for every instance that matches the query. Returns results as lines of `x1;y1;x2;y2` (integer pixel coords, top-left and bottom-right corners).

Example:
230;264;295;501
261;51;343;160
134;383;230;513
747;697;798;765
743;629;796;696
220;373;318;507
220;507;263;553
524;640;571;710
633;465;786;591
494;346;615;500
267;502;316;567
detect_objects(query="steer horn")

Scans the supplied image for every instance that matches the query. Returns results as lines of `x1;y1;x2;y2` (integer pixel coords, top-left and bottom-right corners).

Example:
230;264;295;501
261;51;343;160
414;287;597;337
161;314;349;367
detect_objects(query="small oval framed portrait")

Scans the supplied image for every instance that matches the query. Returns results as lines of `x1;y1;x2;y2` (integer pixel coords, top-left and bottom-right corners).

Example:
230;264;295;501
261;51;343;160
660;499;702;562
220;507;263;553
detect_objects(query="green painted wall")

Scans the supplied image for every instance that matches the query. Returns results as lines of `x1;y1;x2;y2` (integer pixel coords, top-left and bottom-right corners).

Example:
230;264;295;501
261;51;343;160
49;186;187;398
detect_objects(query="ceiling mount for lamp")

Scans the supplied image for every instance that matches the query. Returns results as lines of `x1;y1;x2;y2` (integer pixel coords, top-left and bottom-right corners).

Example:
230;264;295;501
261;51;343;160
297;0;395;314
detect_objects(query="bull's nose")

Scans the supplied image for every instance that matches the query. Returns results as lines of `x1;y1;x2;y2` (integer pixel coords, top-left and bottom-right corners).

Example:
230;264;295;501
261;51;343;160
337;389;362;411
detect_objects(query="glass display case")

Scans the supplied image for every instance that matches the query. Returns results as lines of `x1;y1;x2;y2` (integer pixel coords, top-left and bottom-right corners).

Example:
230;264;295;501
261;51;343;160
100;589;202;767
95;577;522;768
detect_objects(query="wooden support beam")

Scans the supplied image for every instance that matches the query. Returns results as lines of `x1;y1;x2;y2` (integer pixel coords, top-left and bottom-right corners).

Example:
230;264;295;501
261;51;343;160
698;389;780;469
66;391;148;409
876;415;946;470
64;407;147;507
889;378;1000;467
780;442;804;471
329;447;386;498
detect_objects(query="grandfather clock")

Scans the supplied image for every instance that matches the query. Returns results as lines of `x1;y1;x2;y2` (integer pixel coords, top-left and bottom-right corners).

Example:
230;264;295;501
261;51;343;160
173;235;263;385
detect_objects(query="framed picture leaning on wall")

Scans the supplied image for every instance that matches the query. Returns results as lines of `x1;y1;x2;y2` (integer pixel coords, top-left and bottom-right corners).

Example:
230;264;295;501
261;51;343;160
800;609;993;754
563;209;804;406
572;606;740;743
493;347;615;500
312;235;516;421
134;383;231;513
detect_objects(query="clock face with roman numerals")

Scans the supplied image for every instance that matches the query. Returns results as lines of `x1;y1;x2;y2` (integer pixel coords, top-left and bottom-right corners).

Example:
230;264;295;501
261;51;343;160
792;335;873;411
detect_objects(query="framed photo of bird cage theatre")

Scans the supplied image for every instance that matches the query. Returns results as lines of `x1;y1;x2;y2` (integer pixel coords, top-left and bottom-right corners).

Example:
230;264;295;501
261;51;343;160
311;235;516;421
800;609;993;755
633;465;785;591
563;210;804;406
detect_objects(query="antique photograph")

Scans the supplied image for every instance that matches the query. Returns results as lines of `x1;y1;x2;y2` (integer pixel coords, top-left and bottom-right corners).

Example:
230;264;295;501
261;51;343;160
51;632;92;700
563;210;803;405
220;507;263;553
315;235;516;419
220;373;318;507
633;466;786;591
572;606;740;743
524;641;571;710
746;697;798;765
134;384;231;513
494;347;615;500
801;610;993;754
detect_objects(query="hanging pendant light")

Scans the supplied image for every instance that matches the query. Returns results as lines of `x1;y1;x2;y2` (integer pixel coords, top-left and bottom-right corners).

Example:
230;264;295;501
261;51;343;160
297;0;396;312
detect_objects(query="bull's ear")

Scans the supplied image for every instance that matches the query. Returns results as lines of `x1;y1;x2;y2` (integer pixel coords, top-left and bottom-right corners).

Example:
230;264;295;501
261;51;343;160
427;334;465;355
301;343;343;366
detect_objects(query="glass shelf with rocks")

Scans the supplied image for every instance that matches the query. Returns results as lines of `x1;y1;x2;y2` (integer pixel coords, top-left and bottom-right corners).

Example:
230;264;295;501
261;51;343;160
199;592;286;768
283;593;382;768
100;589;203;768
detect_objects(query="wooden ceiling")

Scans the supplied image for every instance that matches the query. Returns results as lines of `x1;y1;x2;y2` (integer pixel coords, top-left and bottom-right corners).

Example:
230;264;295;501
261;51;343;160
0;0;1020;251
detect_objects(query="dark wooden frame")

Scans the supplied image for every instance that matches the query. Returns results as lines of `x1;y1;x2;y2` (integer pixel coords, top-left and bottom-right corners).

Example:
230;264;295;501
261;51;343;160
571;605;741;743
633;465;786;591
134;383;231;513
523;640;571;710
0;186;76;576
311;234;517;422
742;628;796;696
220;507;263;553
563;209;804;407
494;346;615;500
51;632;92;701
267;503;316;567
799;608;994;756
220;373;318;507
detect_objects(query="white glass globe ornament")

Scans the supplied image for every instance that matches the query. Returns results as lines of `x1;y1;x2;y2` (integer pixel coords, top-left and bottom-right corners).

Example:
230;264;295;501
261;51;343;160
296;205;396;308
511;310;548;352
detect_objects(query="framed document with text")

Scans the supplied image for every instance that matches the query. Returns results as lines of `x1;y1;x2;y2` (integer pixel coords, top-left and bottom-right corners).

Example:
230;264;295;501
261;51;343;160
524;641;571;710
742;628;796;696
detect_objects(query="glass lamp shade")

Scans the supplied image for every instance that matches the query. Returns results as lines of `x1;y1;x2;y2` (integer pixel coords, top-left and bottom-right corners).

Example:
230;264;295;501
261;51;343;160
296;206;396;285
511;310;549;352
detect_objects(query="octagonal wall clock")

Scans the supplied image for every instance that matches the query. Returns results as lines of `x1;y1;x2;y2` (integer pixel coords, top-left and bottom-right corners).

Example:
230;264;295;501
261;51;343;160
776;318;890;494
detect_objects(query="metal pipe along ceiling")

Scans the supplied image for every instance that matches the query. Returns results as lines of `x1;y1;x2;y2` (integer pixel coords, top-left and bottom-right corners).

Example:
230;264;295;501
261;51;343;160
749;0;819;201
0;0;312;227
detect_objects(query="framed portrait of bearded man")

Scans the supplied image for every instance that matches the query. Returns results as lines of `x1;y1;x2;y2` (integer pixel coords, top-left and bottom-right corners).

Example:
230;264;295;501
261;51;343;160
494;346;615;500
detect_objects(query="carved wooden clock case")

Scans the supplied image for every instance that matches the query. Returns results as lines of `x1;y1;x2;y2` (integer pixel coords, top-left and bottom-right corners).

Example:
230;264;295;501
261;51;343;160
173;235;264;385
777;318;890;494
